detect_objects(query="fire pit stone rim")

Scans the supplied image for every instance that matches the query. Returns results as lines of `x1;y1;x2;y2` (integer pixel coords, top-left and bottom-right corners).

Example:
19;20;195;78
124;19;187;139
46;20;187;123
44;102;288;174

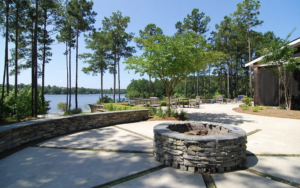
153;121;246;142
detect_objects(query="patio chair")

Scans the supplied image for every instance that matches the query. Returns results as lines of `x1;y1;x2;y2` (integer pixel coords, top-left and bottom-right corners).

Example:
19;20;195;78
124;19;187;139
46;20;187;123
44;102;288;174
237;95;245;103
134;98;145;107
129;99;135;106
189;96;201;108
150;97;161;108
216;95;224;104
167;97;178;108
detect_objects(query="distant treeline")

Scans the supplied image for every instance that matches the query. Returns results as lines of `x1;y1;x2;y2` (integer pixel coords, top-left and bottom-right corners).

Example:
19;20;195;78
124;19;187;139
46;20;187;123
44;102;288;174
0;84;126;95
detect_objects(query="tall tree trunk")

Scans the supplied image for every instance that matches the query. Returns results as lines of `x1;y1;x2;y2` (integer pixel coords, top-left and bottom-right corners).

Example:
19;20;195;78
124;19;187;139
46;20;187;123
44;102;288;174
197;71;199;96
42;8;47;112
194;72;196;95
235;57;238;97
14;0;19;101
227;61;230;98
75;30;79;109
113;53;116;103
208;64;211;98
203;69;206;98
66;43;69;110
185;77;187;98
69;44;71;110
33;0;39;117
248;23;252;98
149;70;151;97
31;20;34;117
197;71;199;97
5;1;10;95
118;57;120;102
101;69;103;104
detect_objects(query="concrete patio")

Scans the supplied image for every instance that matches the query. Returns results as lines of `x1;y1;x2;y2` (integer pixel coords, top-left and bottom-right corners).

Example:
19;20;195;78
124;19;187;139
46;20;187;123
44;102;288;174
0;103;300;187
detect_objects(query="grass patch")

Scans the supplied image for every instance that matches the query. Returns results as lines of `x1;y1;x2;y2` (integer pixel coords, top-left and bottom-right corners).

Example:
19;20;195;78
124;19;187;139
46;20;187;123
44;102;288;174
246;153;300;157
103;103;146;111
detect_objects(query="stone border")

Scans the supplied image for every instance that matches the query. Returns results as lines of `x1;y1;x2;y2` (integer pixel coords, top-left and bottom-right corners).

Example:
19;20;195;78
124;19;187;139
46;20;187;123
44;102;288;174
0;109;149;153
154;121;246;141
153;121;247;173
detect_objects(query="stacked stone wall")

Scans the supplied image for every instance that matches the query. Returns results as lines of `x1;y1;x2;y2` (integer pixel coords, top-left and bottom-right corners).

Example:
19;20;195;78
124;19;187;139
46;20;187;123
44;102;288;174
0;110;148;153
154;122;247;173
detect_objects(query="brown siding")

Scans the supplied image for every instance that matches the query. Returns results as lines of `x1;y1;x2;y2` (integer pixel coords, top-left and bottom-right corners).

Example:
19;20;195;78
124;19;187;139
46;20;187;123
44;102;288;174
258;67;279;106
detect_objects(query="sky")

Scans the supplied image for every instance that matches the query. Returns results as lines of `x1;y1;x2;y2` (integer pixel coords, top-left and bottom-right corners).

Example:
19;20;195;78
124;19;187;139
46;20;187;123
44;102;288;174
0;0;300;90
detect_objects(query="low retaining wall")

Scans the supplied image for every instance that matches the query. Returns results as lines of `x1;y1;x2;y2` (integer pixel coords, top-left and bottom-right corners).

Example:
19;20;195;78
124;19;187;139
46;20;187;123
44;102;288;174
0;109;149;153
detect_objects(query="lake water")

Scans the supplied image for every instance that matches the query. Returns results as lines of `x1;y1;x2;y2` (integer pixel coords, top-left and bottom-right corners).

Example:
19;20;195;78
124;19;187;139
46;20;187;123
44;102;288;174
45;94;128;113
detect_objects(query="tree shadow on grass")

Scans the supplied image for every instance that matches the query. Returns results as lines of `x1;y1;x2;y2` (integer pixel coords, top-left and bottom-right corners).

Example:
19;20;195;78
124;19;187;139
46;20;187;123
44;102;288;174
187;112;255;125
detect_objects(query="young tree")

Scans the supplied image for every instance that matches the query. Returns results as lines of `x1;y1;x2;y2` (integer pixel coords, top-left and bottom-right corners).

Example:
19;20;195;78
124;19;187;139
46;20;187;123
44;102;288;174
80;31;110;102
102;11;135;102
125;32;207;107
67;0;96;109
234;0;263;97
262;35;300;110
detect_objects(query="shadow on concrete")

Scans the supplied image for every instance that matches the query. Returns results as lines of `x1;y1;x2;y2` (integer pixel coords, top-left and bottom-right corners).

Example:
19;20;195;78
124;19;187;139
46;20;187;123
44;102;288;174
187;112;255;125
0;147;161;187
38;127;153;152
245;151;259;168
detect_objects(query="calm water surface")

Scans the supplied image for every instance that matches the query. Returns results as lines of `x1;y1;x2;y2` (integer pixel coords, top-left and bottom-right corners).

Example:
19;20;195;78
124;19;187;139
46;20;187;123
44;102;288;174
45;94;127;113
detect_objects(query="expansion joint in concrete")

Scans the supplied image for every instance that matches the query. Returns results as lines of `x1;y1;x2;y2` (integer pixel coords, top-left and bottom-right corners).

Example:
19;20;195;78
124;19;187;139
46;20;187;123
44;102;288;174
114;125;153;140
92;165;166;188
33;146;153;154
202;173;217;188
246;153;300;157
244;168;300;188
246;129;262;136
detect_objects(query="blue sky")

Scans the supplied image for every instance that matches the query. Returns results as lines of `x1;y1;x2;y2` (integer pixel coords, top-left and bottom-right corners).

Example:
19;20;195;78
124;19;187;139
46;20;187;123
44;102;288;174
0;0;299;89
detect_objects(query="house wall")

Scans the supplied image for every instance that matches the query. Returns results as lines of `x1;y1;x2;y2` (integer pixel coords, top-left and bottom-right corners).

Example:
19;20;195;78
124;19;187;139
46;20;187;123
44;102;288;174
255;66;300;106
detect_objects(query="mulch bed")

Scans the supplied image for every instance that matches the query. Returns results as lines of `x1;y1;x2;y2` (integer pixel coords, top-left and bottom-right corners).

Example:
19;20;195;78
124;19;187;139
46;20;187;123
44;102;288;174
233;107;300;120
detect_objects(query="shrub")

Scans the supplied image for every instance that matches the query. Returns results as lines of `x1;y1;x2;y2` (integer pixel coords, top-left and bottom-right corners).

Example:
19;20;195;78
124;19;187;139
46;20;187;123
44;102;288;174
157;107;165;118
1;87;50;121
252;106;260;112
178;109;187;120
97;96;113;104
278;106;285;110
240;104;249;110
57;102;67;111
64;108;82;115
242;97;254;106
148;107;157;116
161;101;167;106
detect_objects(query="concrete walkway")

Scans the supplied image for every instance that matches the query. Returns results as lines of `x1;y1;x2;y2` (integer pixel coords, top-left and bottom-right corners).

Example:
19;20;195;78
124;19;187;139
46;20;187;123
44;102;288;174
0;103;299;187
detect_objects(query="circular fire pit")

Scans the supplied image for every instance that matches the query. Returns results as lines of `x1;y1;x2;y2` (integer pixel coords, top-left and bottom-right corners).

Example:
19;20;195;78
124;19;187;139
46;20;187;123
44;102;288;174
153;122;247;173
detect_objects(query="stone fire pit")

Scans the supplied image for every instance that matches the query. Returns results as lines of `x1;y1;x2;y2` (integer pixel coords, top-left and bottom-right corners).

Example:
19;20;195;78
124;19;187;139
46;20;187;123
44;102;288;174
153;122;247;173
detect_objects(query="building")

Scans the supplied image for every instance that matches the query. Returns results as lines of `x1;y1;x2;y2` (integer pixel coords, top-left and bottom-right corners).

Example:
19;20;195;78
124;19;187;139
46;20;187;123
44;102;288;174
245;37;300;107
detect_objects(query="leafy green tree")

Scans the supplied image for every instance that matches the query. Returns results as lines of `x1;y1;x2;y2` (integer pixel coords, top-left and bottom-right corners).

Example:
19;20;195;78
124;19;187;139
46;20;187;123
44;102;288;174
126;31;206;106
234;0;263;97
67;0;96;109
262;34;300;110
80;31;110;103
102;11;135;102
